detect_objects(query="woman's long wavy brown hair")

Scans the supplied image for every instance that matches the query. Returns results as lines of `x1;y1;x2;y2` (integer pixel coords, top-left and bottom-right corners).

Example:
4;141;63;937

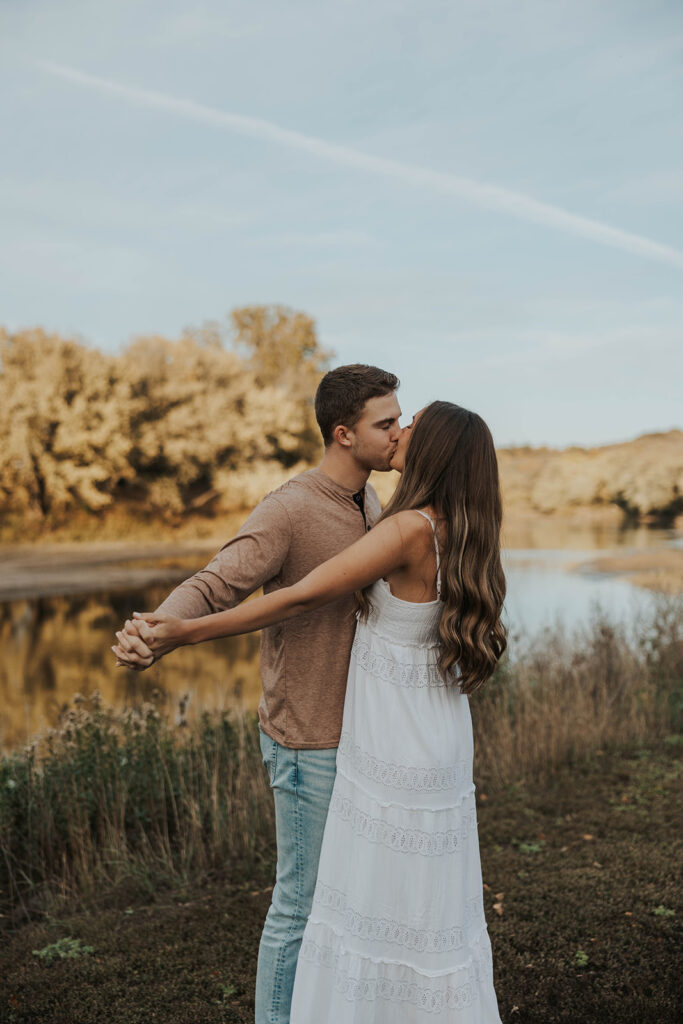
358;401;507;695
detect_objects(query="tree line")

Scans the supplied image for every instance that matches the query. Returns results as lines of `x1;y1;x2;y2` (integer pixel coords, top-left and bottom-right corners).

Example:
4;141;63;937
0;306;330;525
3;306;680;533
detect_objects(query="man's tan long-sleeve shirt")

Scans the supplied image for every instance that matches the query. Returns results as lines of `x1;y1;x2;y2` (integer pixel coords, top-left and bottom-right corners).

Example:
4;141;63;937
155;468;382;749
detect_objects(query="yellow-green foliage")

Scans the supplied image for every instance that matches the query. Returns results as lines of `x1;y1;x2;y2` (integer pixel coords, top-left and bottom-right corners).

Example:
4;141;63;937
0;306;330;524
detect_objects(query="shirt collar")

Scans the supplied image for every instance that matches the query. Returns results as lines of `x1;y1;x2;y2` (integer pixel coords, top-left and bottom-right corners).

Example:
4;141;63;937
308;466;367;499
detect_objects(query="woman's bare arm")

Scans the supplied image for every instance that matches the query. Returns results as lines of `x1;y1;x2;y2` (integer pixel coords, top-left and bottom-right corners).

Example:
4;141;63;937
123;511;425;659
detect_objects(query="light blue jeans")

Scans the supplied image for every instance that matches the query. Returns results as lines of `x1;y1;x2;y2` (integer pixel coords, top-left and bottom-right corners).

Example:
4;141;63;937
255;726;337;1024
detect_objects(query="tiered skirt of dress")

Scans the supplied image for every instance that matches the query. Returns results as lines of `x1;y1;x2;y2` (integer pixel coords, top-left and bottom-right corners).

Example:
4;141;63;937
290;579;503;1022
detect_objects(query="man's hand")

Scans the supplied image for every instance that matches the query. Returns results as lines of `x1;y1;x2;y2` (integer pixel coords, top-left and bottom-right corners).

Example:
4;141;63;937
112;617;156;671
111;612;191;670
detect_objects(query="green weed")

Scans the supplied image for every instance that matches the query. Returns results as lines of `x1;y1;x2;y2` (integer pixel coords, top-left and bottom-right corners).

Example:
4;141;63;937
32;937;94;962
653;905;676;917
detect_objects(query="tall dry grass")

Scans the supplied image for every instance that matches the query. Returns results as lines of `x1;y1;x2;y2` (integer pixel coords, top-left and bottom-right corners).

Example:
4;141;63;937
0;699;274;924
472;595;682;788
1;596;680;924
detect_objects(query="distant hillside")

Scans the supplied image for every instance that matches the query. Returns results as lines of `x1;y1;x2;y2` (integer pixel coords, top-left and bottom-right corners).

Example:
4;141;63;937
371;429;683;525
498;429;682;523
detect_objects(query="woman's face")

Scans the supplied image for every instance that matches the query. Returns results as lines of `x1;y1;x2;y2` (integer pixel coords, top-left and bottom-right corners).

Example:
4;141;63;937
389;408;425;473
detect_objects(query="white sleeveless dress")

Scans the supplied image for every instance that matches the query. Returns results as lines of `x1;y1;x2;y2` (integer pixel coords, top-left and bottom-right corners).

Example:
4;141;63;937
289;512;503;1022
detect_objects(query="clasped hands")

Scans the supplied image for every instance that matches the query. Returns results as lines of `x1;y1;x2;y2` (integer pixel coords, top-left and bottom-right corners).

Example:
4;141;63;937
111;612;188;671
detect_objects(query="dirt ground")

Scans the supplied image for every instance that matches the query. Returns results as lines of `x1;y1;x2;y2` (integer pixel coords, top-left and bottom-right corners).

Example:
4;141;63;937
1;740;680;1024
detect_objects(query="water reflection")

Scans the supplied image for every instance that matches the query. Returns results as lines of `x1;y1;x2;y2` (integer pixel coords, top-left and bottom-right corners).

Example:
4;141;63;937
0;586;261;752
0;525;679;753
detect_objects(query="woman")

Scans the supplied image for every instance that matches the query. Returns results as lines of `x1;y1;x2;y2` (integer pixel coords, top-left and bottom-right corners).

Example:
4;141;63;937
118;401;507;1022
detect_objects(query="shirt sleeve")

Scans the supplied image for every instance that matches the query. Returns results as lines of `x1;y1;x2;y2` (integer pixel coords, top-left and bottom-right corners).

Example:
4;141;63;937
153;494;292;618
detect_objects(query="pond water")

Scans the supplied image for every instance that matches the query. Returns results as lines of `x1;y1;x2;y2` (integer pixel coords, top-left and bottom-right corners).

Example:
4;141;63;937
503;548;650;637
0;524;679;752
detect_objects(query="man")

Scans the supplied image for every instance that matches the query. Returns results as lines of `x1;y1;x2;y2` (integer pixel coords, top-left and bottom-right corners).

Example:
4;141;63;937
113;363;401;1024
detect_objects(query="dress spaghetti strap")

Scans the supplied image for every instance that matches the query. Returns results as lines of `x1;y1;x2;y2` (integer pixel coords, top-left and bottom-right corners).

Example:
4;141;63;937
414;509;442;599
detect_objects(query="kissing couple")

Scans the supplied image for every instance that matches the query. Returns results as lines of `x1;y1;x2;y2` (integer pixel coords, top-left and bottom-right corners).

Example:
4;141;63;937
113;364;507;1023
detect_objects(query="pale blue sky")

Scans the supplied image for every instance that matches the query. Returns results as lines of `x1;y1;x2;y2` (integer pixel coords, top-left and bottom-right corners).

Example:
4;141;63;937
2;0;682;446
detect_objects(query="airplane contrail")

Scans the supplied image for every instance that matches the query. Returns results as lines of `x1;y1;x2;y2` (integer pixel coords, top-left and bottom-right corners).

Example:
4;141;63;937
37;60;683;271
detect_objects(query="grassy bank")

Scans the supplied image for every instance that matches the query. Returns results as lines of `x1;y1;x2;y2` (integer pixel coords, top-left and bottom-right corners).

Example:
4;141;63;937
1;740;680;1023
1;598;680;925
0;706;276;924
0;601;681;1021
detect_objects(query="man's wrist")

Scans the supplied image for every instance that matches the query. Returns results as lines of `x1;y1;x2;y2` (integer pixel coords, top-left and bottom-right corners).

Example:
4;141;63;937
182;618;203;645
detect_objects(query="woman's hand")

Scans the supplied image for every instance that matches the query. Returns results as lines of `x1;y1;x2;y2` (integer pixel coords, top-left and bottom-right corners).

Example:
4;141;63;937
111;612;192;669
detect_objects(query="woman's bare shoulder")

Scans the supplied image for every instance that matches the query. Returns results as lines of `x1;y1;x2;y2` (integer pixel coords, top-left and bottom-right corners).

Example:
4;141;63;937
388;508;437;540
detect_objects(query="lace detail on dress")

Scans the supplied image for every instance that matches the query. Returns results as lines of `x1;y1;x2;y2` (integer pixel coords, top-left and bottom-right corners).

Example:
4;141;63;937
298;934;493;1012
328;791;478;856
353;636;447;688
313;881;481;953
338;731;472;792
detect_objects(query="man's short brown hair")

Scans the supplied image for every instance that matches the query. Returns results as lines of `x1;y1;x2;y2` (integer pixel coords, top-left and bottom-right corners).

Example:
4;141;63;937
315;364;400;446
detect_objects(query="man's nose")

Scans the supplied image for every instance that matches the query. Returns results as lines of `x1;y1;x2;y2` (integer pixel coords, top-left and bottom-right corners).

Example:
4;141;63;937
389;424;401;441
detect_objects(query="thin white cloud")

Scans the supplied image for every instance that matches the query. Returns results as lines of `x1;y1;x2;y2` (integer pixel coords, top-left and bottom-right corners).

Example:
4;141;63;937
153;13;263;47
0;176;253;232
251;228;379;248
0;234;151;291
36;60;683;272
605;170;683;205
454;324;683;371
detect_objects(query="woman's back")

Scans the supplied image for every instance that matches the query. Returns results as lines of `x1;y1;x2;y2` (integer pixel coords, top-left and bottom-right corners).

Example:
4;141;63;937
381;506;444;605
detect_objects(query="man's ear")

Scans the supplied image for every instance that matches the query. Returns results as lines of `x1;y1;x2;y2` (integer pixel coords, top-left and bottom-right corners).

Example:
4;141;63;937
332;423;354;449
